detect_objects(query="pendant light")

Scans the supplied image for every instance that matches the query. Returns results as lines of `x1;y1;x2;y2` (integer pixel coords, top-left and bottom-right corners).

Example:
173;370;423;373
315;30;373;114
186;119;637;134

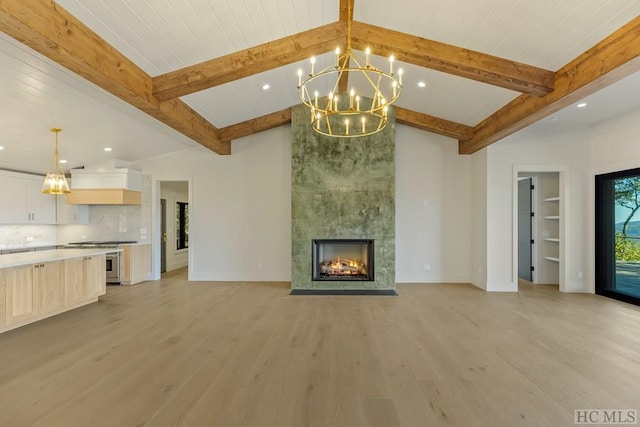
42;127;70;194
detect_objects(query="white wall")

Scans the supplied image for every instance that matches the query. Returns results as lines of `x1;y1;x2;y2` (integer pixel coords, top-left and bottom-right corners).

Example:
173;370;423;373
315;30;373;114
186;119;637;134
134;123;474;284
160;181;189;272
470;149;488;290
135;126;293;281
484;127;590;292
395;126;471;283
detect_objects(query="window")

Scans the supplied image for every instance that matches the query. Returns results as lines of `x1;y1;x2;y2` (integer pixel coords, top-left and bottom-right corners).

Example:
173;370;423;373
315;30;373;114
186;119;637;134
176;202;189;250
595;167;640;306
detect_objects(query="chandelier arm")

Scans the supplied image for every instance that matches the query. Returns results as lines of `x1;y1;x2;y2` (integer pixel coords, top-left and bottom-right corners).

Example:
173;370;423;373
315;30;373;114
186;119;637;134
297;8;402;139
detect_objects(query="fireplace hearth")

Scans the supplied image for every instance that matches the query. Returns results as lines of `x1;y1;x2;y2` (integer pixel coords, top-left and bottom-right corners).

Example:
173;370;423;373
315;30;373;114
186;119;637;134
312;239;374;281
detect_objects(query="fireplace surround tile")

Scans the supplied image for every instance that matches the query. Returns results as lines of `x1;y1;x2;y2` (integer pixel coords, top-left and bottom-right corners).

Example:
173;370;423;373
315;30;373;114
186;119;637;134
291;103;396;290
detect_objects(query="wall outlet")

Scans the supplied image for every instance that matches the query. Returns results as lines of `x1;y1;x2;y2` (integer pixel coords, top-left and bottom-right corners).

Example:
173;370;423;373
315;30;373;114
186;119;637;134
578;271;583;279
423;264;431;271
258;262;263;270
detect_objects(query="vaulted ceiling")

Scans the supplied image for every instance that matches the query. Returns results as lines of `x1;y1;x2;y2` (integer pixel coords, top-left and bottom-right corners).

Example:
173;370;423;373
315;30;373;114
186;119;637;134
0;0;639;172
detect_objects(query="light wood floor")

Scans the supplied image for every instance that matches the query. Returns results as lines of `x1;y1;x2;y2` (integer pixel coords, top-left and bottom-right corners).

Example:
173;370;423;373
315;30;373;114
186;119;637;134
1;270;639;426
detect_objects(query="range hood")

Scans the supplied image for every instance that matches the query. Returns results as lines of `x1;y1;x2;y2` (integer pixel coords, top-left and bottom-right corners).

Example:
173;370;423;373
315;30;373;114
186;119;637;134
65;168;142;205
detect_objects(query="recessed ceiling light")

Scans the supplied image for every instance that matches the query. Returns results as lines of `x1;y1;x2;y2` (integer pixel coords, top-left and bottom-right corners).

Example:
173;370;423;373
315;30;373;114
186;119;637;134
262;84;270;90
418;81;426;88
577;102;588;108
59;159;68;164
0;146;4;150
104;147;112;152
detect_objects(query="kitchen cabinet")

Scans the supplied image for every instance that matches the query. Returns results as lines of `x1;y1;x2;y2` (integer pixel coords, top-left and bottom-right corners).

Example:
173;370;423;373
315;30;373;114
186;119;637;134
65;255;105;306
34;261;65;316
120;244;151;285
64;257;86;306
85;255;106;298
1;250;109;334
0;171;56;224
0;271;6;327
5;264;35;325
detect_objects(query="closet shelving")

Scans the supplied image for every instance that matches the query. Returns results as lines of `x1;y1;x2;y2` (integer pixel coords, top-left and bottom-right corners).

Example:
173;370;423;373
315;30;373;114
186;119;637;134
543;196;560;263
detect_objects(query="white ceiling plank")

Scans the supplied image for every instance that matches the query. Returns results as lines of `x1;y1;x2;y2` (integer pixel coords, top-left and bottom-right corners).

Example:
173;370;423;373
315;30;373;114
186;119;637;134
1;0;640;174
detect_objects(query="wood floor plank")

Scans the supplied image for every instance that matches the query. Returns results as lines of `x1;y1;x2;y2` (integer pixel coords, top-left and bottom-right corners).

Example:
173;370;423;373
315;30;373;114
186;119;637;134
0;271;639;426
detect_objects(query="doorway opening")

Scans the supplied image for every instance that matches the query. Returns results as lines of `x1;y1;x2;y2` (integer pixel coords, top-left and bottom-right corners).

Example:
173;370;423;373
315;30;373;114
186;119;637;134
158;181;190;277
513;167;567;291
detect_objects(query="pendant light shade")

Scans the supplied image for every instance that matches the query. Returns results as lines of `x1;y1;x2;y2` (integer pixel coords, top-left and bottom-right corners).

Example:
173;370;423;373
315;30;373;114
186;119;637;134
42;127;70;194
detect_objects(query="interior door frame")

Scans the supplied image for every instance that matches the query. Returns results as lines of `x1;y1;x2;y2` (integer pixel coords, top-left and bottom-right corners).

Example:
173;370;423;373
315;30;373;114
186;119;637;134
151;175;192;281
160;198;167;273
512;164;569;292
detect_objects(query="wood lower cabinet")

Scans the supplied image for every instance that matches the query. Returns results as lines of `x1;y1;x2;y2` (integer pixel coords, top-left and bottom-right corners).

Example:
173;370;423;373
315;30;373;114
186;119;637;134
34;261;65;316
85;255;106;298
120;244;150;285
5;265;36;325
64;255;105;305
64;257;86;307
0;270;7;328
0;253;107;333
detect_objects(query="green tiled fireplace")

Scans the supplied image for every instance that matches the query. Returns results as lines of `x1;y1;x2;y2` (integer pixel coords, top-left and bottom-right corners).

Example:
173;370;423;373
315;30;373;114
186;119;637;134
291;103;396;290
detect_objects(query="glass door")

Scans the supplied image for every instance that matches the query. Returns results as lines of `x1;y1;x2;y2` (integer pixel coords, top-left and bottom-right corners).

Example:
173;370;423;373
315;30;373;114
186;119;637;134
595;168;640;305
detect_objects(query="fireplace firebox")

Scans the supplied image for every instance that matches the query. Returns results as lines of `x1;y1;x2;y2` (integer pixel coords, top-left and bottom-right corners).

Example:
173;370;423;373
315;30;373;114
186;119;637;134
312;239;374;281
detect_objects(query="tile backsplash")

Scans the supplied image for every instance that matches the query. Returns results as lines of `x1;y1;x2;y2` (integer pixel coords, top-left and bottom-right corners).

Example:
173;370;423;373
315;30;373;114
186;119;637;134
0;225;57;249
1;205;146;249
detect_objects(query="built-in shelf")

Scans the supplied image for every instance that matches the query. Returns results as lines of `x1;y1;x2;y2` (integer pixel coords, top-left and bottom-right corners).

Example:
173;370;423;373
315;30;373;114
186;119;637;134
544;197;560;202
544;256;560;262
544;238;560;242
544;215;560;220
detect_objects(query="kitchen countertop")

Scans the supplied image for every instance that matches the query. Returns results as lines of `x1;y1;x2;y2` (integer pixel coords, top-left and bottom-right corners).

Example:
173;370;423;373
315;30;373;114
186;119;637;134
0;248;119;269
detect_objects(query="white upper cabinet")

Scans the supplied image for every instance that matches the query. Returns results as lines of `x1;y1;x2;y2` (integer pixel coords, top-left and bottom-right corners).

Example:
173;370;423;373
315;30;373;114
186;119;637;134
0;171;57;224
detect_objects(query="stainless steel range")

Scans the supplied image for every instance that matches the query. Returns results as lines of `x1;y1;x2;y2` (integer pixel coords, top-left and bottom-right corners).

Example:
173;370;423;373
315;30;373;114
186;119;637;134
65;241;137;284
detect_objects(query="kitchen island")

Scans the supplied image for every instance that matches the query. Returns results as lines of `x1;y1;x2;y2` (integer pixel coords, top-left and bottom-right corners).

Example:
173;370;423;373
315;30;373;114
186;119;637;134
0;249;114;334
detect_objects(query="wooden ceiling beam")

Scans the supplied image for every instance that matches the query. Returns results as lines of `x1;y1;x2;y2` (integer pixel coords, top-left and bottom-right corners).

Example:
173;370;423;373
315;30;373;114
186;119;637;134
0;0;229;155
350;21;555;97
219;108;292;142
337;0;354;92
218;105;471;143
152;22;346;100
339;0;354;22
459;15;640;154
396;108;473;140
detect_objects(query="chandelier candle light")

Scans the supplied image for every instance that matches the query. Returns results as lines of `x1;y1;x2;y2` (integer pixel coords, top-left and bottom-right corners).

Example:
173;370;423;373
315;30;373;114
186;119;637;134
296;17;403;137
42;127;70;194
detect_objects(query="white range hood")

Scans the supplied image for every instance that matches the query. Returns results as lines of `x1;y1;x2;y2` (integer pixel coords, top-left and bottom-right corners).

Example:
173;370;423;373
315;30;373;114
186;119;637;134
65;168;142;205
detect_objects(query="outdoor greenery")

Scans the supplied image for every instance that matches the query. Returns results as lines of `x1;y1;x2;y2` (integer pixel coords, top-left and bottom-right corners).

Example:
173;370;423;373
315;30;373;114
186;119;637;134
615;233;640;261
615;177;640;262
